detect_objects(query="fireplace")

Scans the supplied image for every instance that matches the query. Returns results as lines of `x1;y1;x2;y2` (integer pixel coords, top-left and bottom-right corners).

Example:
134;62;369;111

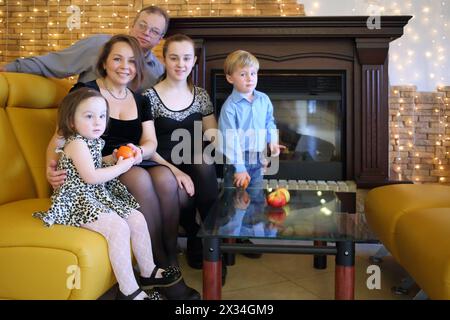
213;70;345;180
167;16;411;187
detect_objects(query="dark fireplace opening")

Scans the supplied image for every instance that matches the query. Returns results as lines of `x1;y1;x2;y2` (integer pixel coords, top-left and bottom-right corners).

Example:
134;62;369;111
212;70;346;181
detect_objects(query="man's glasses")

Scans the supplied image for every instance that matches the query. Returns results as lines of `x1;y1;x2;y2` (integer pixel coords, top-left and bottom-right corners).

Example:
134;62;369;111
136;21;164;38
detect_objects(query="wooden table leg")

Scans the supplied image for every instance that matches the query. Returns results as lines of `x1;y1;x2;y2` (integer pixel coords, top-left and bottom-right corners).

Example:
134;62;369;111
202;237;222;300
335;241;355;300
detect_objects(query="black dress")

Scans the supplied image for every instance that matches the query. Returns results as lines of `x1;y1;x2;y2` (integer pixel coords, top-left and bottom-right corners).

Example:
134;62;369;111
71;80;159;167
142;86;214;163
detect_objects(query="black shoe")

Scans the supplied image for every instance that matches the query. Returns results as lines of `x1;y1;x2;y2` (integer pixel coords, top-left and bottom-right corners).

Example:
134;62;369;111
186;237;203;269
239;239;262;259
139;266;182;290
116;288;163;300
145;289;164;300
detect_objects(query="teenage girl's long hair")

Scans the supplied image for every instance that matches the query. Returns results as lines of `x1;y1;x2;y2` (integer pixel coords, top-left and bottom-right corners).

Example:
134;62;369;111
158;33;196;90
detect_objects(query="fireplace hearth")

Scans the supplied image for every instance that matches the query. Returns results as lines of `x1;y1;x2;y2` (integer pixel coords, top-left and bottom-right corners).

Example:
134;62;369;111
167;16;412;187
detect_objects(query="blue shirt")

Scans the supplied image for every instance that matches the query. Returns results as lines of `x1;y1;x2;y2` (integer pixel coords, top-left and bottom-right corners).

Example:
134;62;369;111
218;88;278;173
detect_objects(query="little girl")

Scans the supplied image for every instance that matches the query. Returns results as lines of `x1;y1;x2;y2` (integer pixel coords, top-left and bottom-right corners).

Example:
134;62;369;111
34;88;181;300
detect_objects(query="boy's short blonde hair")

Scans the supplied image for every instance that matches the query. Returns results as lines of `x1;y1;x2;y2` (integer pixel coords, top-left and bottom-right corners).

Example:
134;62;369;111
224;50;259;75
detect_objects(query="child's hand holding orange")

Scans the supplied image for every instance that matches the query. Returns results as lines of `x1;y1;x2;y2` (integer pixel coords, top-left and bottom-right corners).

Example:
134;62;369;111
116;154;135;173
234;172;251;189
116;145;134;159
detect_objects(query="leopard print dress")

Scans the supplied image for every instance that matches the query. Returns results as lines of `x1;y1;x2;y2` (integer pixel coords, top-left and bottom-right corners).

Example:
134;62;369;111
34;134;139;227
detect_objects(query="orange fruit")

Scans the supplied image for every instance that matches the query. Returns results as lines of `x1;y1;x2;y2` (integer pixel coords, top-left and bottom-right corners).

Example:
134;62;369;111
242;177;250;189
117;145;134;159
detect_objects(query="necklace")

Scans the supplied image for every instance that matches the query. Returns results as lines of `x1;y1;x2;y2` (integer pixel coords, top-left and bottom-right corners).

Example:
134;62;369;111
103;79;128;100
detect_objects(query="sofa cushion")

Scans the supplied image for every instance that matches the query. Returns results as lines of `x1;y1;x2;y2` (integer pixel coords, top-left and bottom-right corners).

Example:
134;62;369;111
0;199;116;299
0;74;7;108
365;184;450;259
395;208;450;300
2;73;71;199
0;108;36;204
7;107;58;198
4;73;71;109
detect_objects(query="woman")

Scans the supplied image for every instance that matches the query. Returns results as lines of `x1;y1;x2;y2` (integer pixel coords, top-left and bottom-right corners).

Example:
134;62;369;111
46;34;199;300
142;34;219;271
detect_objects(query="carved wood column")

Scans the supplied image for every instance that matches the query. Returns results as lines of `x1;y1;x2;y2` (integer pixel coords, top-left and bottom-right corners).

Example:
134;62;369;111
354;38;390;187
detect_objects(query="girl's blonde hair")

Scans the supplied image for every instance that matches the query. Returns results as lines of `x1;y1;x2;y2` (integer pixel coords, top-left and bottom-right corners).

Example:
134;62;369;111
160;33;196;89
58;88;109;139
224;50;259;75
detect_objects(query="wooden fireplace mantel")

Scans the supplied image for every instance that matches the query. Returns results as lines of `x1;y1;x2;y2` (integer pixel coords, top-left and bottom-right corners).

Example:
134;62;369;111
167;16;412;188
167;16;411;39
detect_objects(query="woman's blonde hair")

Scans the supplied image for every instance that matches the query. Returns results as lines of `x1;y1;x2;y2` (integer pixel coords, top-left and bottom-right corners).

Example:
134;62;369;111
224;50;259;75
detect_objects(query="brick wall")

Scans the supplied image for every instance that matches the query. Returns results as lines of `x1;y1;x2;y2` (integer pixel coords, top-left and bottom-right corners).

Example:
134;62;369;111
390;86;450;184
0;0;305;64
2;2;450;184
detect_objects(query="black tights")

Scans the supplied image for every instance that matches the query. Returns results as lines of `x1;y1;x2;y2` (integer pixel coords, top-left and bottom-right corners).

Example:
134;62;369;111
119;165;180;267
176;163;219;237
119;163;218;298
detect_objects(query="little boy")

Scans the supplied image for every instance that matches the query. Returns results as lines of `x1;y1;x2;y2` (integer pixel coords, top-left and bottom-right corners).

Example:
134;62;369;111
218;50;284;189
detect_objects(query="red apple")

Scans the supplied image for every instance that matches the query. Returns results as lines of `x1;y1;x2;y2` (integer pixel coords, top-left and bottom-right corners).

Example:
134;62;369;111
266;190;287;207
277;188;290;203
267;207;287;224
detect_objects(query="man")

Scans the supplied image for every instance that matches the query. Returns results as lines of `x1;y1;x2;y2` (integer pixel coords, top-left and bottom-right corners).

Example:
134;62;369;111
0;5;168;92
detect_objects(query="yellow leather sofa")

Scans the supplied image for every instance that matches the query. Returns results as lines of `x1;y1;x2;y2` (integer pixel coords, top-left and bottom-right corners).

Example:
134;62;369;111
365;184;450;300
0;73;116;299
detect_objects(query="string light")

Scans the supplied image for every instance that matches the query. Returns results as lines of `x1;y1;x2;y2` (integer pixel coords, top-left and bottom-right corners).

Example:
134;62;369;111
126;3;133;30
1;0;7;64
410;96;418;182
111;0;116;30
55;0;61;50
82;0;87;37
302;0;449;90
393;88;404;180
436;95;447;183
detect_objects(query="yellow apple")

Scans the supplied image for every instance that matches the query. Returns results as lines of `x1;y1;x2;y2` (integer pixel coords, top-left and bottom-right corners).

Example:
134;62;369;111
277;188;290;203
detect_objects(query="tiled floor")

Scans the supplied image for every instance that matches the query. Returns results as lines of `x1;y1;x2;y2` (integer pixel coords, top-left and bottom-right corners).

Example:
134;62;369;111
177;242;420;300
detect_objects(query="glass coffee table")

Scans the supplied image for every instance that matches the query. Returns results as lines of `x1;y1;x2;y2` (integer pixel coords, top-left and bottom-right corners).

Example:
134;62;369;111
198;186;377;300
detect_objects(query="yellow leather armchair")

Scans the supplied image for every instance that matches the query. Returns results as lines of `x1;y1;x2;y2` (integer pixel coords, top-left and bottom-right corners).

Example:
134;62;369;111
365;184;450;300
0;73;116;299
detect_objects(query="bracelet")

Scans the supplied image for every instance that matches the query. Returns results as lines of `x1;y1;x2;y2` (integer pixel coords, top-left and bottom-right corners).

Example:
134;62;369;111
138;145;144;155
